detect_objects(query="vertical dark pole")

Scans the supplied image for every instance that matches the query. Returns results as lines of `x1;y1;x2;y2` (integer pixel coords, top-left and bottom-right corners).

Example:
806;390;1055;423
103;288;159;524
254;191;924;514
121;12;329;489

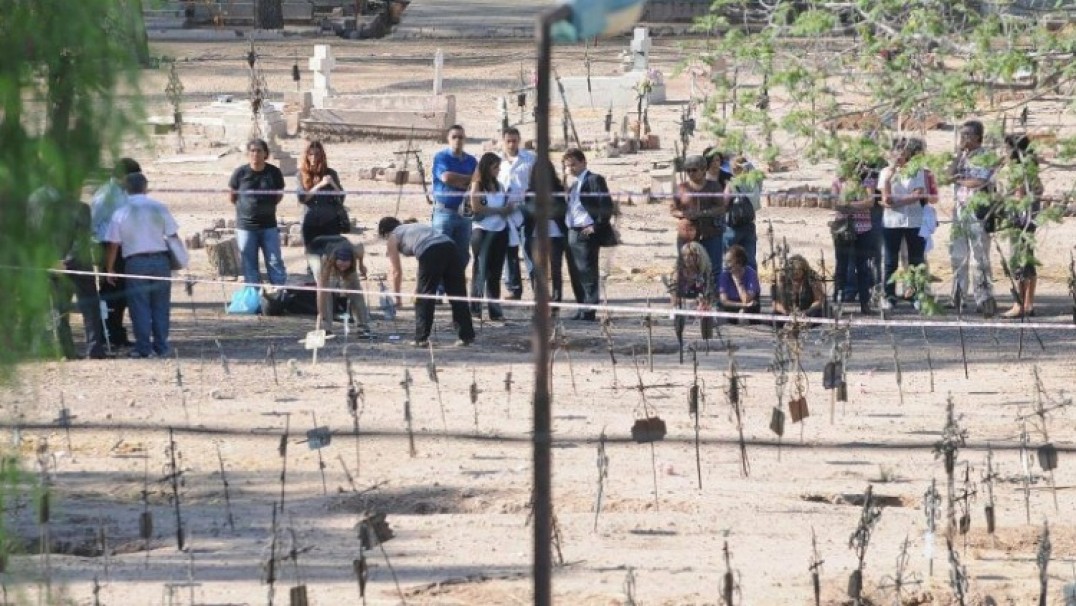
533;6;572;606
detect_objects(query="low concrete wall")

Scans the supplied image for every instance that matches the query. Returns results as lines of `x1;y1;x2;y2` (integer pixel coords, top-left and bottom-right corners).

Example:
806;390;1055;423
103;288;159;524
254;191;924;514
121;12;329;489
302;94;456;139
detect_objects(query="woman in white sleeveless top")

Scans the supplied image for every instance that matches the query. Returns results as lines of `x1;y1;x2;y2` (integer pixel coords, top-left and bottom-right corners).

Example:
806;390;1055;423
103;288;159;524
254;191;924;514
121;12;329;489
467;152;513;321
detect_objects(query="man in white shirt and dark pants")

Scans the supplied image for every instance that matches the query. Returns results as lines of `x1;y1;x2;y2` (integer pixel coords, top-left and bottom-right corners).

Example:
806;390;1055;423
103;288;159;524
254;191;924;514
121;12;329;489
104;173;181;359
498;127;535;300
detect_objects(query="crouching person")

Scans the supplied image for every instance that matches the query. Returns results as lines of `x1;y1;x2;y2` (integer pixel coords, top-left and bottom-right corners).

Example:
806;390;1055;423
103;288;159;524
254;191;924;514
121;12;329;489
718;244;761;322
315;237;371;338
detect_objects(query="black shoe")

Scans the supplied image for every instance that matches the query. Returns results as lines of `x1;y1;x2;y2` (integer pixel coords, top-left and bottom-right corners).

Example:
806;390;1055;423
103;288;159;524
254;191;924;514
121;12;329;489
579;312;597;322
570;311;584;321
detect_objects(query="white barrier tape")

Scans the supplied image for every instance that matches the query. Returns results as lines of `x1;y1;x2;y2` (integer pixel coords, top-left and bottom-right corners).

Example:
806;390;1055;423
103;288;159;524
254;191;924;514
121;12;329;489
145;186;924;202
14;263;1076;332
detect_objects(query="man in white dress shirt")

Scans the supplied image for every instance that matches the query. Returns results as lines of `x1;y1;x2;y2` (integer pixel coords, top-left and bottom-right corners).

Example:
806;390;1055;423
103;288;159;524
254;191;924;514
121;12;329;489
498;127;535;300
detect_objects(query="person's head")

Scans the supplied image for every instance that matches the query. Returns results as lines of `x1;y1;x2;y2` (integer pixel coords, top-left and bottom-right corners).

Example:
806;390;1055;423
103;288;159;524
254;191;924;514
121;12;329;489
299;140;328;189
247;138;269;168
562;148;587;177
891;137;924;166
679;241;712;278
446;125;466;153
476;152;502;191
112;157;141;181
377;216;402;239
1005;133;1032;162
332;244;355;272
730;156;750;175
125;172;148;195
786;254;811;280
702;147;725;178
959;120;984;151
683;154;707;184
724;244;748;271
501;127;521;157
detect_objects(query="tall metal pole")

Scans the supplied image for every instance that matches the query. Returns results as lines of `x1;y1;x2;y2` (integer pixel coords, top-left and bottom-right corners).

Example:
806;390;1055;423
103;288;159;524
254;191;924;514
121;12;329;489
533;6;572;606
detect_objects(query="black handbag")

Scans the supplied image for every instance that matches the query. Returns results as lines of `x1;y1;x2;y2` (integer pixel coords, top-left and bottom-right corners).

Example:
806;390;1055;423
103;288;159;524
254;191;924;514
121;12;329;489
336;203;352;234
828;214;856;244
726;194;755;228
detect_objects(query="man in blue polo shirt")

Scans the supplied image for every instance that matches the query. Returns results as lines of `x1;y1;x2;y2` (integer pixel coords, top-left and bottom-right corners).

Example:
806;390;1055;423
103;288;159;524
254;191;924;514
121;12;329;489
431;125;477;272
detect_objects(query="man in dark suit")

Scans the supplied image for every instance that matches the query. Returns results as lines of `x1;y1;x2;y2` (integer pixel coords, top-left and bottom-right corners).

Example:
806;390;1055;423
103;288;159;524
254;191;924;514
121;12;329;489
561;148;615;321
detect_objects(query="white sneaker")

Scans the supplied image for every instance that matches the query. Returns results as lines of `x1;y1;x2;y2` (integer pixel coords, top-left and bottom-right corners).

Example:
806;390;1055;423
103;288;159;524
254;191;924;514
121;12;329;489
880;298;894;311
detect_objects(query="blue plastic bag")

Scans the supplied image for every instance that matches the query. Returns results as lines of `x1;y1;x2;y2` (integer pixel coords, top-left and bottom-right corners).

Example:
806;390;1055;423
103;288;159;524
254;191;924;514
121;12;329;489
227;286;262;315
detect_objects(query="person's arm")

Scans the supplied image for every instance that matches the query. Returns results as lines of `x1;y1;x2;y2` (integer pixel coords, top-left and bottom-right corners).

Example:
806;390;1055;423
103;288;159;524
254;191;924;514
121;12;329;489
105;243;120;285
772;282;787;314
807;279;826;313
354;242;367;278
228;169;240;205
315;260;331;328
271;168;285;206
386;235;404;307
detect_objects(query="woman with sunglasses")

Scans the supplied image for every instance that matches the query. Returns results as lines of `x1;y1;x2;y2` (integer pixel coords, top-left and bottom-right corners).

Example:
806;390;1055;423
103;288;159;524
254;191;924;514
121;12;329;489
297;140;349;279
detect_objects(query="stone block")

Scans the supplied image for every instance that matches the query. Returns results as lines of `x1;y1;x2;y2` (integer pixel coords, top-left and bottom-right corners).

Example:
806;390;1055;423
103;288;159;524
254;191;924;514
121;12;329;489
185;232;202;250
204;236;242;278
302;94;456;139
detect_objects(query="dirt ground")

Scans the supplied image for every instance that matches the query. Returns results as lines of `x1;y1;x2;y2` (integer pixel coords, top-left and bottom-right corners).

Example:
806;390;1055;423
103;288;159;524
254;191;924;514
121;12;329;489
2;36;1076;605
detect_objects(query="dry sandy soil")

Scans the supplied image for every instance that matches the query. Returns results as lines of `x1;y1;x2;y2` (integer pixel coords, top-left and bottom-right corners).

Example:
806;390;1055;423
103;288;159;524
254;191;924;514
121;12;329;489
2;37;1076;605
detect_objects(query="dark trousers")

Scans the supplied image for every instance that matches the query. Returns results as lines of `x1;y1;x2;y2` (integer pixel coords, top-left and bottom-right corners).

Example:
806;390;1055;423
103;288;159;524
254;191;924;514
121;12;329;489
524;233;566;303
566;229;601;312
52;262;106;359
99;243;129;346
834;232;876;307
416;242;475;343
883;227;925;299
469;228;508;318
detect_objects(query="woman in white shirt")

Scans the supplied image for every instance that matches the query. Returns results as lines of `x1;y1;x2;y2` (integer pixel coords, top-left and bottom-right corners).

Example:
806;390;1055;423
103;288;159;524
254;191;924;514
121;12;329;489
878;138;929;309
467;152;513;321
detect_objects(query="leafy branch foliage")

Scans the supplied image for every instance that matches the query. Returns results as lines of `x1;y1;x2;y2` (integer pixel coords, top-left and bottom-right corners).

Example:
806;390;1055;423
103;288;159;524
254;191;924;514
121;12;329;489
692;0;1076;169
0;0;145;376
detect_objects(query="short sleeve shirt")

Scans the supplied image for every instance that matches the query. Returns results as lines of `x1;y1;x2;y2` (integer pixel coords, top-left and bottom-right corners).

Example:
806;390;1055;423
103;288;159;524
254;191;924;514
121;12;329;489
432;149;477;209
718;267;760;303
104;194;179;257
954;148;995;209
229;163;285;230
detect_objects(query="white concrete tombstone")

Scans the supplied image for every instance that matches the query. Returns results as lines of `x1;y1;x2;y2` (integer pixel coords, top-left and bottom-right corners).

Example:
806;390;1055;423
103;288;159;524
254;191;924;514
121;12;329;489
433;49;444;95
630;27;651;72
309;45;335;108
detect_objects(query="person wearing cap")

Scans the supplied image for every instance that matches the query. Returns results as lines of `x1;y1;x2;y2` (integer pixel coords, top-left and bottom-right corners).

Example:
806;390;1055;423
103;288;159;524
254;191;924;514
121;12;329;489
671;154;725;286
104;172;181;358
315;237;371;338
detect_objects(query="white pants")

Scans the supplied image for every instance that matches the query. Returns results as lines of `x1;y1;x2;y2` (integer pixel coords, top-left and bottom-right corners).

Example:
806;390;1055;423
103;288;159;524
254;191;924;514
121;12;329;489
949;216;993;305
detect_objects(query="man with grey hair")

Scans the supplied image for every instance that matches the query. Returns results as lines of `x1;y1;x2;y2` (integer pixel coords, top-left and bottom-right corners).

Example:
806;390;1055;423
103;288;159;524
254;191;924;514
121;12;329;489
104;173;181;358
948;119;996;314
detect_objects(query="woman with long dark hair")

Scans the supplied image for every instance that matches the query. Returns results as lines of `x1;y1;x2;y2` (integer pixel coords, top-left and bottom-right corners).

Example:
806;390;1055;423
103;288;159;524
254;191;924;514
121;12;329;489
524;158;568;305
297;140;348;279
467;152;512;320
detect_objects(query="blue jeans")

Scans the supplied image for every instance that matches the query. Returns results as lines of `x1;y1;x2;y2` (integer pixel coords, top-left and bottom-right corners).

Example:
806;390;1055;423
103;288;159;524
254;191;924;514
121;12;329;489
430;209;472;269
125;253;172;356
723;223;757;270
237;227;287;286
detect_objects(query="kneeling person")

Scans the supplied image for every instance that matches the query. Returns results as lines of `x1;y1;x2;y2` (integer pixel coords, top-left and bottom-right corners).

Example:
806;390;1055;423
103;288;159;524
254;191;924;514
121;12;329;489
316;238;371;338
718;244;761;321
377;217;475;347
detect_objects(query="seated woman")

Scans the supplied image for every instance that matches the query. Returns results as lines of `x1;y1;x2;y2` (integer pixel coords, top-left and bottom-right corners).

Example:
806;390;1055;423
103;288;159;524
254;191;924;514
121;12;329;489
315;237;372;338
668;241;715;310
773;254;826;318
718;244;761;321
